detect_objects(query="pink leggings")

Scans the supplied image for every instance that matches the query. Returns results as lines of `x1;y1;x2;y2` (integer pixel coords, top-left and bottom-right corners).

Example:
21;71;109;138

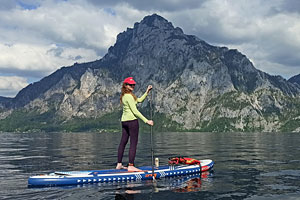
117;119;139;164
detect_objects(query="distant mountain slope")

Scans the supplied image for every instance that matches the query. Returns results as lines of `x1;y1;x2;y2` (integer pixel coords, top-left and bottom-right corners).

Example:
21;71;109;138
0;14;300;132
289;74;300;85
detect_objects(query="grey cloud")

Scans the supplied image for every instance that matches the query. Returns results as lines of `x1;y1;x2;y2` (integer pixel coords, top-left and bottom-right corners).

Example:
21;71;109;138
86;0;208;11
169;15;254;46
280;0;300;13
47;47;64;57
127;0;207;11
48;46;85;61
0;0;17;10
0;67;52;79
84;0;118;7
0;0;40;10
95;48;109;58
167;1;300;78
74;55;83;60
0;88;20;97
267;48;300;68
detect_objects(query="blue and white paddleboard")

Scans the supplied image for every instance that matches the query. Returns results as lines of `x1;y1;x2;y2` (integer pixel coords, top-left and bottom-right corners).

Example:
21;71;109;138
28;159;214;187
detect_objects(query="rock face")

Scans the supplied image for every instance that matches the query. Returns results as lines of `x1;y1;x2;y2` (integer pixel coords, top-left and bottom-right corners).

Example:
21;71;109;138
1;14;300;132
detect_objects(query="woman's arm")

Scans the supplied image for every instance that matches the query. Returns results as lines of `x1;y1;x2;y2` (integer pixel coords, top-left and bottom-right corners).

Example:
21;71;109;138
126;95;148;123
137;92;148;103
137;85;152;103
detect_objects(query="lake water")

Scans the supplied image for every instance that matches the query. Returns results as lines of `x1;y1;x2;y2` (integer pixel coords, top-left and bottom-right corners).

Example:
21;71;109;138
0;131;300;200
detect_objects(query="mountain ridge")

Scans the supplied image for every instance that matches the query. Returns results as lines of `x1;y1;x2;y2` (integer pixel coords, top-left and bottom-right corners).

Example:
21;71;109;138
0;14;300;132
289;74;300;86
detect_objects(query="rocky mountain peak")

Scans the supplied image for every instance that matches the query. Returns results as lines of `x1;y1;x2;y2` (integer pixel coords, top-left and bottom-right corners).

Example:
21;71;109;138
0;14;300;133
113;14;185;49
137;14;178;31
104;14;199;84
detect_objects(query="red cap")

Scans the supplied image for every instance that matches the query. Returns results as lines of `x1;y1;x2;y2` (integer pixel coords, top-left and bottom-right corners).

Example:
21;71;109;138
123;77;136;84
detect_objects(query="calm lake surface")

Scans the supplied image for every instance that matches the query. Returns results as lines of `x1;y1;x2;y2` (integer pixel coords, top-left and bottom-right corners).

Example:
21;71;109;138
0;131;300;200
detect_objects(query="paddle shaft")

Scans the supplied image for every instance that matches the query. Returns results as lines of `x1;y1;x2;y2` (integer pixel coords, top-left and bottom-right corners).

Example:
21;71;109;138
150;90;155;181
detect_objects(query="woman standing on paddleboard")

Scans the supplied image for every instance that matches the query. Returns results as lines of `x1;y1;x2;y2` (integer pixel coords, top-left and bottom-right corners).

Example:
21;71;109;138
116;77;154;172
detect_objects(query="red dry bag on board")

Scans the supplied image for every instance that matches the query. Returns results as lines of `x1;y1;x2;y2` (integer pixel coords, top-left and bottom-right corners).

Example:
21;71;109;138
168;157;201;165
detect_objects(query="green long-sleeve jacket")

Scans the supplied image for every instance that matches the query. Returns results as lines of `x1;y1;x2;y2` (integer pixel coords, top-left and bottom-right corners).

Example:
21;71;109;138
121;92;148;123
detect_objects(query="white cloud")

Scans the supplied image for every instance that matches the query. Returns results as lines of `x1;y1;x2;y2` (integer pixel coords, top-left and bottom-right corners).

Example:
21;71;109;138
0;1;122;50
0;76;28;97
0;43;98;77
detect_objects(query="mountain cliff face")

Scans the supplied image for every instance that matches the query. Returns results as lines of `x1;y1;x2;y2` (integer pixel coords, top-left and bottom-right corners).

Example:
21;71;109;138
1;14;300;132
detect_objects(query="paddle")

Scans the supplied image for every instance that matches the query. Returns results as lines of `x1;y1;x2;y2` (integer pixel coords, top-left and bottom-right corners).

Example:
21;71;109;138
149;88;155;182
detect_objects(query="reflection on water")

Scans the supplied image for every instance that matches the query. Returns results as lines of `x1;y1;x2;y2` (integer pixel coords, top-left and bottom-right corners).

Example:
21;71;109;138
55;171;213;199
0;132;300;199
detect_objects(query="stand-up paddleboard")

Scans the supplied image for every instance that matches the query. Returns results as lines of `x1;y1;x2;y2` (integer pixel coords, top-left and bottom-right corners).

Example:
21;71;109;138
28;159;214;187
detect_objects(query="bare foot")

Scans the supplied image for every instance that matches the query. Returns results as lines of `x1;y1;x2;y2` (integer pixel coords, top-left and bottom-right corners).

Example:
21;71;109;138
128;165;143;172
116;163;128;170
125;190;141;194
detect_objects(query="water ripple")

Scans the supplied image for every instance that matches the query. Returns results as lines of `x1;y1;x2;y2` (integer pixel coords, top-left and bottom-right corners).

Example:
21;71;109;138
0;132;299;199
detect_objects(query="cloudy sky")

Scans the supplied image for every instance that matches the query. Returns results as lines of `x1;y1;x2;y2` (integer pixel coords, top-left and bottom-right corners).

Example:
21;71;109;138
0;0;300;97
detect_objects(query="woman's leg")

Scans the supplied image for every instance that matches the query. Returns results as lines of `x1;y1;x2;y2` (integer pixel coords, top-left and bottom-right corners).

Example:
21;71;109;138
117;122;129;167
127;120;142;172
128;119;139;164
